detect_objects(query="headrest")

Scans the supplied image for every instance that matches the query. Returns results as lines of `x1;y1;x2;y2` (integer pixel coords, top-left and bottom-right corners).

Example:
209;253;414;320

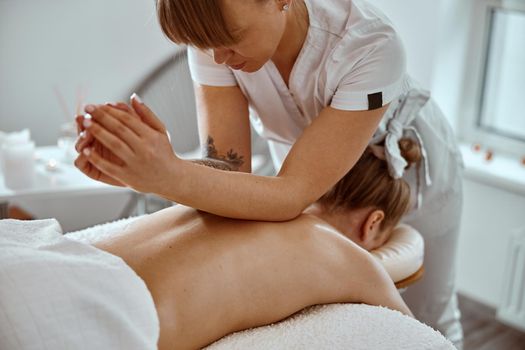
370;224;424;283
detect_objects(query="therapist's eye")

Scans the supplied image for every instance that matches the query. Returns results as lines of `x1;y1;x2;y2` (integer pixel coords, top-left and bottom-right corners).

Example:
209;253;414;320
230;28;249;44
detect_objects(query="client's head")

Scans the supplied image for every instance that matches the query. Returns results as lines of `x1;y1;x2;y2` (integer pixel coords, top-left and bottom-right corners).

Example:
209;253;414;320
307;138;421;251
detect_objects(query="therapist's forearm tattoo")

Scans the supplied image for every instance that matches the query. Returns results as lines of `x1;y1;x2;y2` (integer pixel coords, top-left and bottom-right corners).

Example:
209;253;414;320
191;136;245;171
191;158;235;171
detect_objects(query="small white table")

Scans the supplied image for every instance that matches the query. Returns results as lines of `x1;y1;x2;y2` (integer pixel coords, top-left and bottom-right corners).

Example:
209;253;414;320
0;146;135;219
0;146;272;219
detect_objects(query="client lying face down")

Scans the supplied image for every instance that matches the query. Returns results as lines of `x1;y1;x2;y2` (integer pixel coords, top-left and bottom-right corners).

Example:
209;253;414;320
93;138;420;350
307;137;421;250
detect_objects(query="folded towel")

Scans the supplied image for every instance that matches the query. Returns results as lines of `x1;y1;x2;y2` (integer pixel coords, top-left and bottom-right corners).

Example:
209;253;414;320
206;303;455;350
0;219;159;350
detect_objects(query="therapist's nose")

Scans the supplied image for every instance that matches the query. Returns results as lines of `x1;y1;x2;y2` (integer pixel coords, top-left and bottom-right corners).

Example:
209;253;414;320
213;47;234;65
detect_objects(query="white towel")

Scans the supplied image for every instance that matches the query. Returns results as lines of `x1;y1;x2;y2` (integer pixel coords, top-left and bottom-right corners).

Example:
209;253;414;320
206;303;456;350
0;219;159;350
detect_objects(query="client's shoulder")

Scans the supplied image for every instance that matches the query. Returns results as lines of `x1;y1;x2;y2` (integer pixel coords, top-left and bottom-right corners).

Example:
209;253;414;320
286;214;355;248
293;214;368;255
295;213;343;236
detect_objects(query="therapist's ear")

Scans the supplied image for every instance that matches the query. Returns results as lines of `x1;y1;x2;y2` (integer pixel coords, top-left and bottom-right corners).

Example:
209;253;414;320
130;93;167;133
360;209;385;249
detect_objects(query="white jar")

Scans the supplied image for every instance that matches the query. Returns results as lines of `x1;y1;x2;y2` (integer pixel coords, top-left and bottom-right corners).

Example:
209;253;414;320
57;122;78;163
1;131;35;190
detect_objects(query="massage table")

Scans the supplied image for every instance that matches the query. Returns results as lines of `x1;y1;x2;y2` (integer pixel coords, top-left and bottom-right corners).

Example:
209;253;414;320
0;217;454;349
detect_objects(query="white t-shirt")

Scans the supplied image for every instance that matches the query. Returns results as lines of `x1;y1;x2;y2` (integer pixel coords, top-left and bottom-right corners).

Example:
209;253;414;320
188;0;407;166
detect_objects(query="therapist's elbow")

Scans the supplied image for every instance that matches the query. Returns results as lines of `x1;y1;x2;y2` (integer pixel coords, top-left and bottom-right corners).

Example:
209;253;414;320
272;181;319;221
275;207;304;222
257;202;302;222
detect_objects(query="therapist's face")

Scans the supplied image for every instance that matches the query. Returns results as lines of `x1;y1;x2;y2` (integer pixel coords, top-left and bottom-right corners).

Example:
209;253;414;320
214;0;288;72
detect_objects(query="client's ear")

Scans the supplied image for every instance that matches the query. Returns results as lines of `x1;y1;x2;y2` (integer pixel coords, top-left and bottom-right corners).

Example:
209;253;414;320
360;209;385;249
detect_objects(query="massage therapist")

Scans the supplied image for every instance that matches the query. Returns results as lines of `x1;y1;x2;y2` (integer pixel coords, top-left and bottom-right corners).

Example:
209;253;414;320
74;0;465;347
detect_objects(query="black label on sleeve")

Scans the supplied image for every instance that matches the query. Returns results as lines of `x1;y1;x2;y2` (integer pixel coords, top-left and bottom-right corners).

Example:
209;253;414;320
368;92;383;110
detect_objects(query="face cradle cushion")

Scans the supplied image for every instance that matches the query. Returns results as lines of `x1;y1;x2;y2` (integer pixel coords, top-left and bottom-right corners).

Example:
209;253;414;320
371;224;425;288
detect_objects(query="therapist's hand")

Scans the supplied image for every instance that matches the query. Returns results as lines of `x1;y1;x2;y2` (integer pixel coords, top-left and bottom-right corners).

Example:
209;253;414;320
75;102;131;154
74;103;134;187
76;95;180;194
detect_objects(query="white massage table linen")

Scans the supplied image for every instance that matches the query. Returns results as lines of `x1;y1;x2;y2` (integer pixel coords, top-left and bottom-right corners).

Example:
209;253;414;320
0;219;159;350
206;303;455;350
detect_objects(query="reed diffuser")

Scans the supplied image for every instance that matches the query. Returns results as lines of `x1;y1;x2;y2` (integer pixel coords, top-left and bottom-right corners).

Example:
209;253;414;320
54;85;85;163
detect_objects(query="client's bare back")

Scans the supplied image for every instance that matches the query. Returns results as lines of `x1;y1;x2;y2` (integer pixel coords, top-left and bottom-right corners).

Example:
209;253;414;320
95;205;410;350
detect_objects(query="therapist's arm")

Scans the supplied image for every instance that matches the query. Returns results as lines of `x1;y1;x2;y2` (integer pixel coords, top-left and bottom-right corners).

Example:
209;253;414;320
190;158;237;171
78;100;386;221
191;83;252;173
167;105;387;220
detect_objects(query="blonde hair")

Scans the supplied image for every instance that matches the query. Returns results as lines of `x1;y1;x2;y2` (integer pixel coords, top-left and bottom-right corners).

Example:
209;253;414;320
318;138;422;230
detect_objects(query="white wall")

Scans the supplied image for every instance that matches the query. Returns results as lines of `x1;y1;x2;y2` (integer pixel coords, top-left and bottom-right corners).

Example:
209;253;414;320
367;0;472;131
0;0;178;229
457;179;525;308
367;0;441;89
1;0;473;140
0;0;176;146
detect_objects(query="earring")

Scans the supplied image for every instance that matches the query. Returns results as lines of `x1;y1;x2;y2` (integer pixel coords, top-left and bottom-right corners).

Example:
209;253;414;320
282;3;290;11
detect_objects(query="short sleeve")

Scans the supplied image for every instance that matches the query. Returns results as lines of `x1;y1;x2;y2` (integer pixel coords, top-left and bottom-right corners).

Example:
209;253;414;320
187;46;238;87
329;29;407;111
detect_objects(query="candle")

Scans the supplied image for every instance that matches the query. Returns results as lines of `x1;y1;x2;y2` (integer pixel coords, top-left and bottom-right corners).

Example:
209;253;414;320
1;130;35;190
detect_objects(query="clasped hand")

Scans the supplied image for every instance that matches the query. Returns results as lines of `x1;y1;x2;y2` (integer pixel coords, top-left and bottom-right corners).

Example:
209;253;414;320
74;95;179;194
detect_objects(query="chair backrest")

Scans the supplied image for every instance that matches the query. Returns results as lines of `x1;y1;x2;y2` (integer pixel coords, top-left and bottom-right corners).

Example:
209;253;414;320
128;47;274;175
128;48;199;154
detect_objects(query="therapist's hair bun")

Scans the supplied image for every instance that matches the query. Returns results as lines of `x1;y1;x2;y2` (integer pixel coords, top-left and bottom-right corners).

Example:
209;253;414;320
398;138;422;169
318;137;422;233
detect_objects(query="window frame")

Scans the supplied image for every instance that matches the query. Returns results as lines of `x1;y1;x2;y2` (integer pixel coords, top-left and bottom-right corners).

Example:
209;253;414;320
460;0;525;157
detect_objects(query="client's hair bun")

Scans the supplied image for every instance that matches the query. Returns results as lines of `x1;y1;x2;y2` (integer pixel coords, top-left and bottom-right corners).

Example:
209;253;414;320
398;138;422;168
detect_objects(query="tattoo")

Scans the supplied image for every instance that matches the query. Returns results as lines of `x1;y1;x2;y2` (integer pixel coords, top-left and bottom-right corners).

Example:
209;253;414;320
191;158;234;171
196;136;245;171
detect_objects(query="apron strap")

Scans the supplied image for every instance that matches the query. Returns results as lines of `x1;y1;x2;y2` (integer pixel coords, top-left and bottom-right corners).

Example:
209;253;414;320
369;89;432;209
